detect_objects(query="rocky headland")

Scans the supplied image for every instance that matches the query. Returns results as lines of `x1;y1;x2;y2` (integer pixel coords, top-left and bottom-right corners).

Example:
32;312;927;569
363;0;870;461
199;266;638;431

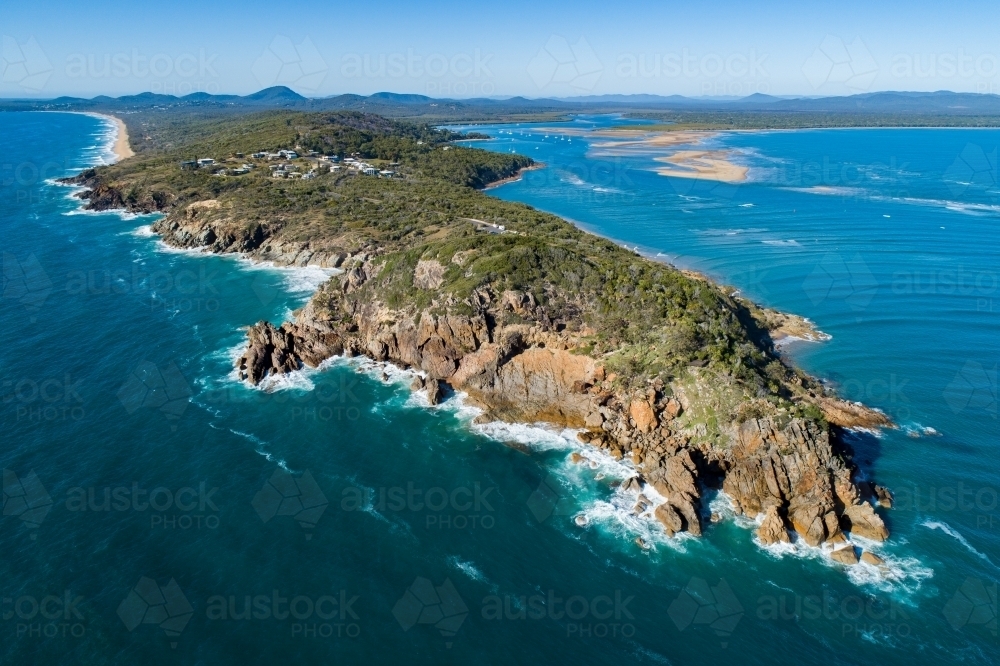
65;110;895;566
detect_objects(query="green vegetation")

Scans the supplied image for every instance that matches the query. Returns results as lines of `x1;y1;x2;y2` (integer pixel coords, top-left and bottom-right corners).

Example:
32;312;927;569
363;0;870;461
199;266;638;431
77;109;811;410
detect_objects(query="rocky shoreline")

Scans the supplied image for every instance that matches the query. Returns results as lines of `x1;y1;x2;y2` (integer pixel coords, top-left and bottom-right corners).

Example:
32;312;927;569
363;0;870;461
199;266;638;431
67;160;895;569
231;276;892;563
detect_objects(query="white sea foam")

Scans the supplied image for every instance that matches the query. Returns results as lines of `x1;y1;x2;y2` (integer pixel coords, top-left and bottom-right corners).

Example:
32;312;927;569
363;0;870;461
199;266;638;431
446;556;494;591
232;256;339;295
922;520;997;567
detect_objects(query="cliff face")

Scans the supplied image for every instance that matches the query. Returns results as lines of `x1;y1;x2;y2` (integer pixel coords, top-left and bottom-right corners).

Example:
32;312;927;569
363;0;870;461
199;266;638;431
235;257;892;559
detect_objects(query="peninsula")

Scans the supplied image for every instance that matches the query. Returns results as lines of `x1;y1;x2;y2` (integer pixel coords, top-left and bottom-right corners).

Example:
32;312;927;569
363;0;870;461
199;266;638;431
65;110;894;566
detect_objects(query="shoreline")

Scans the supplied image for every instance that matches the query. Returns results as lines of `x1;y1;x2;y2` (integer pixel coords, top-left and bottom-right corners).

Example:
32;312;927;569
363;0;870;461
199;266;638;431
482;162;545;190
65;118;896;561
71;111;134;162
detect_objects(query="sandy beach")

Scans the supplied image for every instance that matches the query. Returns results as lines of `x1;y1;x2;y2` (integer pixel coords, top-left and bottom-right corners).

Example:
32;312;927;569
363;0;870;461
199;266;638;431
73;112;134;162
654;149;748;183
538;125;747;183
102;114;134;161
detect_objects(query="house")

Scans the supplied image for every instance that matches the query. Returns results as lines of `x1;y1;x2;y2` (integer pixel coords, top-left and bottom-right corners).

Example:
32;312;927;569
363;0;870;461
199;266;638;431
251;152;267;159
197;158;215;166
379;170;396;178
362;167;378;176
179;160;197;170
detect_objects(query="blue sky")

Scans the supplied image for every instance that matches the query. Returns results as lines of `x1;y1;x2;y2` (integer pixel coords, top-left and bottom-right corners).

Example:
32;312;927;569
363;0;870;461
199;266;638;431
3;0;1000;98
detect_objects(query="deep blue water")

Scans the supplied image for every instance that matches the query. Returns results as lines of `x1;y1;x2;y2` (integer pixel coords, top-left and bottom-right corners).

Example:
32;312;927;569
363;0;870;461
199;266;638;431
1;111;997;664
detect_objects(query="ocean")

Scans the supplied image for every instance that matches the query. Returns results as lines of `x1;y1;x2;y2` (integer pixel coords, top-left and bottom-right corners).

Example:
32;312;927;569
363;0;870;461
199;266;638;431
1;111;997;664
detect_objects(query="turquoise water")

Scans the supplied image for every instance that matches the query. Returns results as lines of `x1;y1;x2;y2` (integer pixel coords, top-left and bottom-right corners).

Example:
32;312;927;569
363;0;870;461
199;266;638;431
1;112;997;664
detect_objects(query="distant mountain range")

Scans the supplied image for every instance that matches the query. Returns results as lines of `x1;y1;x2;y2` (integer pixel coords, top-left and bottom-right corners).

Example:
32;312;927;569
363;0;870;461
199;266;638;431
5;86;1000;117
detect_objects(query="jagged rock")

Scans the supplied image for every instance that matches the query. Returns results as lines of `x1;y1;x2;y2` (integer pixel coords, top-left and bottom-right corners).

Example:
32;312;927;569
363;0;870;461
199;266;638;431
570;453;585;464
830;546;859;565
236;321;300;383
410;376;425;391
425;378;444;405
664;397;683;418
874;485;894;508
655;503;683;537
840;503;889;541
413;259;445;290
860;551;885;566
621;476;642;493
629;398;658;433
225;260;891;555
757;506;790;544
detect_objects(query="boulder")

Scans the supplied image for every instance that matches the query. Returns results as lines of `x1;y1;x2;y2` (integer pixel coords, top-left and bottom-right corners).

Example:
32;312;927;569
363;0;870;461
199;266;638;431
425;378;444;405
629;398;658;433
874;485;894;509
757;506;790;544
840;503;889;541
860;551;885;566
655;503;683;537
830;546;859;566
